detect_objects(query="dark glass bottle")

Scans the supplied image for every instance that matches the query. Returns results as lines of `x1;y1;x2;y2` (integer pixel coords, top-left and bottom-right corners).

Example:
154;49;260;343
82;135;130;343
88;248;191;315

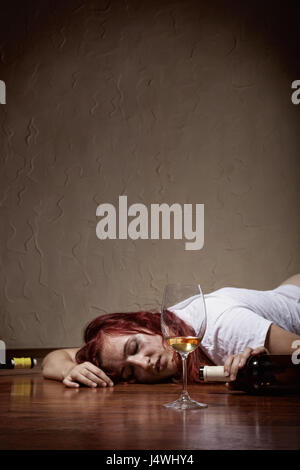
199;354;300;394
0;357;37;369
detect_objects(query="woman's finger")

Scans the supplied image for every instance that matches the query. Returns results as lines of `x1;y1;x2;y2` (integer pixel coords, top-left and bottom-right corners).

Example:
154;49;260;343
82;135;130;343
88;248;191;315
251;346;269;356
229;355;242;381
63;377;80;388
238;347;253;368
83;363;114;386
82;369;110;387
72;372;98;388
224;355;234;377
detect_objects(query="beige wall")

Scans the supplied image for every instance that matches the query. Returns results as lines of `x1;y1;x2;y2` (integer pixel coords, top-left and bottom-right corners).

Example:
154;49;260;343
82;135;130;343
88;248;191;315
0;0;299;348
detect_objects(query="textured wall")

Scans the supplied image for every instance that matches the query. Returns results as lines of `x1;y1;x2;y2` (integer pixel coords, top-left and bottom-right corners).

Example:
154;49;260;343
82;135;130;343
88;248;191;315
0;0;300;348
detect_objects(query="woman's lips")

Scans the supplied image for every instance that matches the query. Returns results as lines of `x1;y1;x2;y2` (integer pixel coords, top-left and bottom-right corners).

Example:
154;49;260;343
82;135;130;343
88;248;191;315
156;355;167;373
156;356;161;372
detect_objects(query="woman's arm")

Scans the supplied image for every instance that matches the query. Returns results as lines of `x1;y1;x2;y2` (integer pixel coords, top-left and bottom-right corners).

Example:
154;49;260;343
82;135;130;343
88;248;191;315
280;273;300;288
42;348;114;388
42;348;80;381
264;323;300;355
224;325;300;381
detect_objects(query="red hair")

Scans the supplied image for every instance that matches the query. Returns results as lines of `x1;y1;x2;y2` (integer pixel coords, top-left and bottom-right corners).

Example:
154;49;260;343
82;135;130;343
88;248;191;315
75;310;213;383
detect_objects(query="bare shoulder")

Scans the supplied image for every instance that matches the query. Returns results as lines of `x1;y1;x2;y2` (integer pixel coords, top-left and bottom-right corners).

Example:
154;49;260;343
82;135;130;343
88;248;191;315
62;348;80;361
280;273;300;288
43;347;80;363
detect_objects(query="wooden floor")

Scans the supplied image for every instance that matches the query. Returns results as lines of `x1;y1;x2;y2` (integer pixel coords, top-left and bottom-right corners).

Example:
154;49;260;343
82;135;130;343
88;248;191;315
1;364;300;450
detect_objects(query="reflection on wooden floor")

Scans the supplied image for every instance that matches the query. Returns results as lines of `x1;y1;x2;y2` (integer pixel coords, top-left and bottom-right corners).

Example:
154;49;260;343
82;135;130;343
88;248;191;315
1;367;300;450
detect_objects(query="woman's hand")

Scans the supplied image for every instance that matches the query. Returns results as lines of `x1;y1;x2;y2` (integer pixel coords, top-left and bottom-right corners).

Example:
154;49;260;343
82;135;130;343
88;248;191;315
224;346;269;382
62;361;114;388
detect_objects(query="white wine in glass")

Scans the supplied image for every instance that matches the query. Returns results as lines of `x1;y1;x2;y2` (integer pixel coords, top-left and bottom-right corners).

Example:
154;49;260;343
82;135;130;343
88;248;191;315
161;283;207;410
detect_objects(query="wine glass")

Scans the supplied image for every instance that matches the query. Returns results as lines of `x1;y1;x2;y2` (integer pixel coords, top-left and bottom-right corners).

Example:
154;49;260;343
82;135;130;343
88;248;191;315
161;283;207;410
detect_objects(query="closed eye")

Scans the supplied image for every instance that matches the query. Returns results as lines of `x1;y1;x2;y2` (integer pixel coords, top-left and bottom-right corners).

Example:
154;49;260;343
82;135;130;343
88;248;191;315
132;340;138;355
121;339;139;379
127;338;138;356
128;341;140;378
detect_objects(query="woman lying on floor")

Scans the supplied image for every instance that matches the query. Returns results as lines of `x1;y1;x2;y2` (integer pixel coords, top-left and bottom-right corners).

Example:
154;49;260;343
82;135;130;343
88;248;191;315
42;274;300;388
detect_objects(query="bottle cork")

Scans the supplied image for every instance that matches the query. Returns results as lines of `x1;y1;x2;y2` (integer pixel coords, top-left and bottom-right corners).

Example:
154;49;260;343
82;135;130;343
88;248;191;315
199;365;228;382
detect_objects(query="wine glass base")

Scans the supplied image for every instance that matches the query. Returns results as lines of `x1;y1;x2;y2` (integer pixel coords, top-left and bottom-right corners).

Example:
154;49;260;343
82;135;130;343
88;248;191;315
163;394;207;410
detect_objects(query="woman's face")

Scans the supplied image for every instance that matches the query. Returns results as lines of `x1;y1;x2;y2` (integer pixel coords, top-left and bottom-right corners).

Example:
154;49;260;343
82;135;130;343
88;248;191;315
100;332;178;383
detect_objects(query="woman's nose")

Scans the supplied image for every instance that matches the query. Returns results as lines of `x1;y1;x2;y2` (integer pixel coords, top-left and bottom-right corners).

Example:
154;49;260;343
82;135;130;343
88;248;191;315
127;354;150;369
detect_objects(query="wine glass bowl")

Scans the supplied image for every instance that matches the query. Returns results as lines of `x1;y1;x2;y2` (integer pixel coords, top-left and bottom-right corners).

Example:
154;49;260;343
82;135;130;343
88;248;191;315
161;283;208;410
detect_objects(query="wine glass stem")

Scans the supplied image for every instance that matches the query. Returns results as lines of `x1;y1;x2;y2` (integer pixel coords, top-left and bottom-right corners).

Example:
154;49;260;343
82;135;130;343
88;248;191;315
181;353;189;398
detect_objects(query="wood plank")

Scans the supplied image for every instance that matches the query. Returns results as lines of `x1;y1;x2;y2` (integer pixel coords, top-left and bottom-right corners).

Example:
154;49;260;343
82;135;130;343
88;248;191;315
0;370;300;450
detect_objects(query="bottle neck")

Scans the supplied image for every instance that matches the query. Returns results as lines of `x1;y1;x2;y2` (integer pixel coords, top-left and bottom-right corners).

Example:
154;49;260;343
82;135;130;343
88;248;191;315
199;355;300;393
199;355;267;382
199;365;228;382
